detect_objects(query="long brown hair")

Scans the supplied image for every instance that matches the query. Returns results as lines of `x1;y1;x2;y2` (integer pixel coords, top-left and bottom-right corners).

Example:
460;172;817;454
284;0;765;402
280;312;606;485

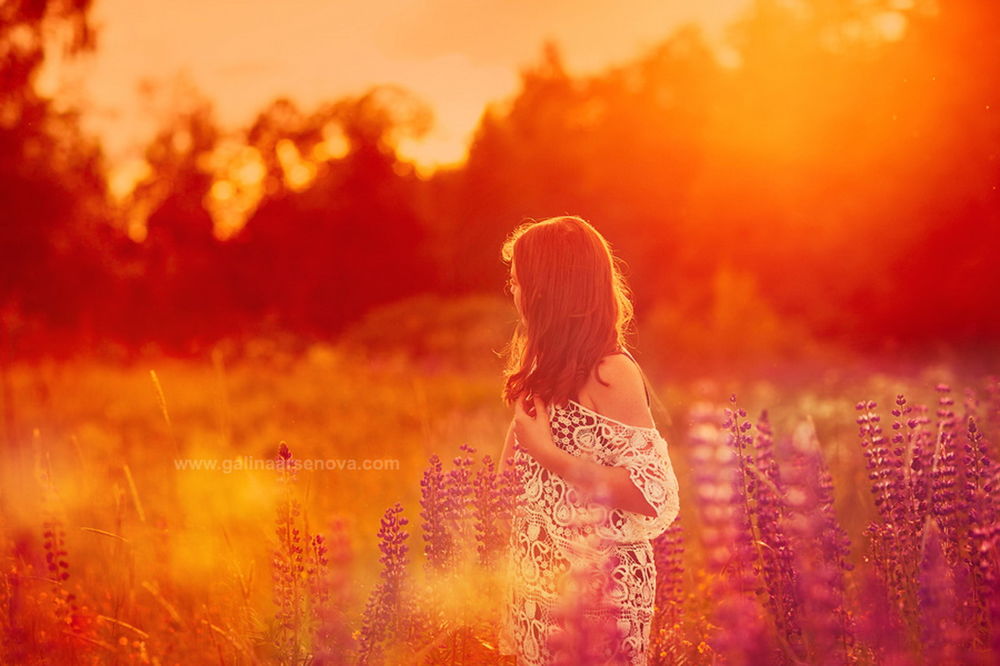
499;216;637;409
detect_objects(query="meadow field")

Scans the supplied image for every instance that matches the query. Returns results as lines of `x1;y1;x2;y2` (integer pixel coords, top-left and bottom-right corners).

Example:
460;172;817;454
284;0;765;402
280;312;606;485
1;329;996;665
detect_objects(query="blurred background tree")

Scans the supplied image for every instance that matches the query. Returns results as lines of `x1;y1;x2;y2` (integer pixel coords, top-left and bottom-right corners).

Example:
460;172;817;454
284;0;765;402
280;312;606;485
0;0;125;352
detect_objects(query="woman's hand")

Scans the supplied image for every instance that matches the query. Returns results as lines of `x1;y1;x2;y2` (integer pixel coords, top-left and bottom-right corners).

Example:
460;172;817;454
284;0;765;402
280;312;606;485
512;394;555;460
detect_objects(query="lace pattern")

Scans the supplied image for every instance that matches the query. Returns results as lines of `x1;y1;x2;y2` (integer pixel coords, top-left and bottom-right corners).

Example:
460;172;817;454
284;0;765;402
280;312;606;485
498;399;681;664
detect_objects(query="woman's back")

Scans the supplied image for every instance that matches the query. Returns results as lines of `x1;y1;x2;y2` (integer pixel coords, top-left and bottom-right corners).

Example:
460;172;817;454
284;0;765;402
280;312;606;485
572;349;654;430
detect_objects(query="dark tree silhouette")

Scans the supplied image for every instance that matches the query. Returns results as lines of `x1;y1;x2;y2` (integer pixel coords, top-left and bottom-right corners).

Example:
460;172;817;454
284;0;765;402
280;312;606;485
0;0;132;357
3;0;999;361
225;87;436;339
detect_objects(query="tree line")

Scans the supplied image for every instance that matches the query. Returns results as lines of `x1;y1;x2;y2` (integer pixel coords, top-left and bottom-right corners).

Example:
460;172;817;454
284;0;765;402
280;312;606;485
2;0;998;361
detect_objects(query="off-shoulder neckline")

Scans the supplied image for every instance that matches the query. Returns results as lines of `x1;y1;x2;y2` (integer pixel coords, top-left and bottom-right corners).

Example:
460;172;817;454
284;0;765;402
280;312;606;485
562;399;660;434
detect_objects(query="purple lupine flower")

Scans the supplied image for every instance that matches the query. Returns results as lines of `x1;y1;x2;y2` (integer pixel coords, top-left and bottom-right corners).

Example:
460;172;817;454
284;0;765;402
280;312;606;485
961;386;981;442
930;385;963;562
751;410;804;658
917;518;975;662
446;443;477;557
969;519;1000;657
856;400;899;525
785;418;856;665
688;403;742;577
310;516;356;663
472;454;506;567
419;454;454;571
888;394;920;555
650;522;685;662
857;398;921;617
906;402;935;526
852;566;912;665
856;399;896;586
964;417;998;529
305;533;336;663
357;503;410;664
961;417;1000;645
688;402;781;664
725;397;804;661
272;442;306;662
277;440;298;485
754;409;785;490
721;395;762;597
307;533;329;609
722;395;756;503
377;503;409;593
356;586;388;664
41;519;70;584
498;438;528;529
709;593;776;666
40;515;82;633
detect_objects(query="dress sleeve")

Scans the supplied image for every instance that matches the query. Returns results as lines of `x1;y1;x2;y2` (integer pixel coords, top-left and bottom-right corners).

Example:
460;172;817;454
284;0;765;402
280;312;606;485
614;428;680;541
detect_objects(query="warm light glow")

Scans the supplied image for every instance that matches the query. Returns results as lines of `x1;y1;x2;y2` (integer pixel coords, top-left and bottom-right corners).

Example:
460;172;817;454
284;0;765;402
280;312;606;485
873;12;908;42
210;179;235;201
108;158;152;201
125;199;152;242
311;122;351;162
46;0;753;178
234;147;266;186
397;135;467;178
276;138;317;191
203;139;268;239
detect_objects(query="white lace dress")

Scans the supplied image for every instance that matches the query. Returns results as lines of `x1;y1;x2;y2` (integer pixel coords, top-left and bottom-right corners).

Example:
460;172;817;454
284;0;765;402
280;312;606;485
498;399;681;665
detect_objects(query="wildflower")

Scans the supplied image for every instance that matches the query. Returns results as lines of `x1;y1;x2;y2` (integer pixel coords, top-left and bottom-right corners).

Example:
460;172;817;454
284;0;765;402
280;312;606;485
357;503;411;663
786;417;855;663
918;519;975;662
272;443;306;660
472;454;506;567
650;522;685;659
689;401;781;663
419;454;454;571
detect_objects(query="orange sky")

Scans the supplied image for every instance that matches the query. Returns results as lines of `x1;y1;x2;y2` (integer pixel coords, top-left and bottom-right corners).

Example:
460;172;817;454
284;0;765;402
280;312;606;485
40;0;751;187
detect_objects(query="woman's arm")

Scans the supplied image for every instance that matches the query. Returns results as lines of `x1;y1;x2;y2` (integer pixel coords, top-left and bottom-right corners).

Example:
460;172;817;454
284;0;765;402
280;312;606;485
511;360;660;518
497;418;516;476
496;419;517;537
531;444;657;517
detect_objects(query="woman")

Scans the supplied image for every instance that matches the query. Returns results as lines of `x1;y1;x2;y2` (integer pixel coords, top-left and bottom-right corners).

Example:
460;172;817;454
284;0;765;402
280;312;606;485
495;216;680;665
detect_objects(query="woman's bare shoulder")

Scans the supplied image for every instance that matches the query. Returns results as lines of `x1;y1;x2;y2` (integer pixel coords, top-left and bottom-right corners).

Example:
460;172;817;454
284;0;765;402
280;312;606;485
581;354;653;429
